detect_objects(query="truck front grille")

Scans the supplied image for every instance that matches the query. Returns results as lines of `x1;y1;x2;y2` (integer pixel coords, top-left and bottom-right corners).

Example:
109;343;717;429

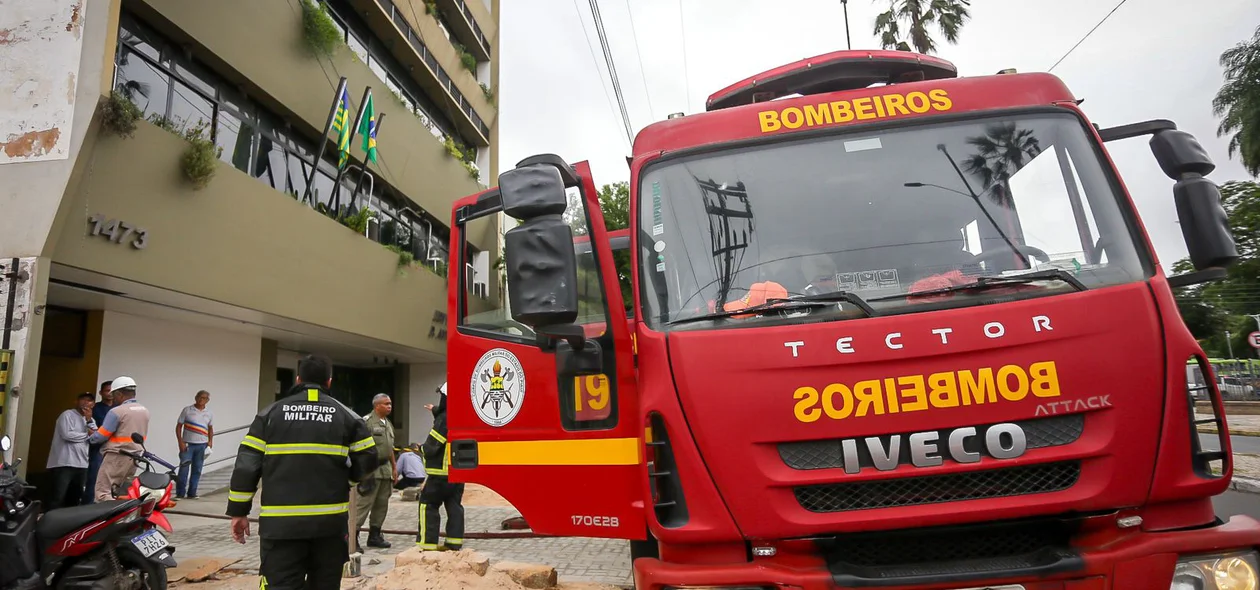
794;461;1080;513
779;414;1084;471
820;516;1081;586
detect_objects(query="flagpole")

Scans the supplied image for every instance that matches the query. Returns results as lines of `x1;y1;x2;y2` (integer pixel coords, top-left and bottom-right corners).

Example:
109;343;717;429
333;86;374;212
303;77;348;206
349;111;385;211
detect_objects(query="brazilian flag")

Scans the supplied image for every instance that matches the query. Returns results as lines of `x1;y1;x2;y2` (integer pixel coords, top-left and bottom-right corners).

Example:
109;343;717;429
359;93;378;164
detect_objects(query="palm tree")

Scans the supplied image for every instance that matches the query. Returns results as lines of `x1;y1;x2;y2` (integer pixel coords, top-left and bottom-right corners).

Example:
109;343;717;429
873;0;971;55
1213;26;1260;177
962;122;1042;205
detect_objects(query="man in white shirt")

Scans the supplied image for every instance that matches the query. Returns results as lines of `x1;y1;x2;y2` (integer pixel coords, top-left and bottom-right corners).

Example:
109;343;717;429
175;390;214;499
46;393;98;510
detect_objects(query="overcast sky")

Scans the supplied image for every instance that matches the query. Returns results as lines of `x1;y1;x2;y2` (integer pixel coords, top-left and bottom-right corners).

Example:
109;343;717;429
498;0;1260;268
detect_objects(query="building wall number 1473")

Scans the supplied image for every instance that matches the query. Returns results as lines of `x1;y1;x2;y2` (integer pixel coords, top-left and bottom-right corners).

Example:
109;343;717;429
88;214;148;249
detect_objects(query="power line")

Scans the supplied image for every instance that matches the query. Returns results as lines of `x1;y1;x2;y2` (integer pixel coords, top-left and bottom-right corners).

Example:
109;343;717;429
570;0;628;147
623;0;656;120
588;0;635;143
677;0;691;112
1047;0;1130;72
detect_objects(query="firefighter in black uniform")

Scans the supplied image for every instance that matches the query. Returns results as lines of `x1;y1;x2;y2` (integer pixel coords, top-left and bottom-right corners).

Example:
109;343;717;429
226;355;378;589
418;382;464;551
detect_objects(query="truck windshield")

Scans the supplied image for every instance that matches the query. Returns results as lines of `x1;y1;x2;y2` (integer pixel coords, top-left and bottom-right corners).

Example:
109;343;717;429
638;112;1149;329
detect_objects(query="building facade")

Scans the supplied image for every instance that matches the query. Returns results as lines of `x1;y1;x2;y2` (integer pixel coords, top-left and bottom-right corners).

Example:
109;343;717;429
0;0;500;482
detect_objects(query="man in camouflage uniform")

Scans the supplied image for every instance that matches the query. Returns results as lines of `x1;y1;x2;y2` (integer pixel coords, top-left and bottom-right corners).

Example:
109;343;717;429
355;393;396;549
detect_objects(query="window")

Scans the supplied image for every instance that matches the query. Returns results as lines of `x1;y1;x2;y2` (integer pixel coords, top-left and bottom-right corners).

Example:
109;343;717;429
114;46;170;119
638;113;1149;330
216;107;253;174
169;79;214;131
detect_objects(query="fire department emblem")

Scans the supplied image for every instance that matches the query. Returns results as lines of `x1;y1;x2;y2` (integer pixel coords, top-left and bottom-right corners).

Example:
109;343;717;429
471;348;525;427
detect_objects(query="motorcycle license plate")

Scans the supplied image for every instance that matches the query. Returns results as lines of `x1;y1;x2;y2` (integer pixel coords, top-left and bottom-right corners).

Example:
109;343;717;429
131;529;168;558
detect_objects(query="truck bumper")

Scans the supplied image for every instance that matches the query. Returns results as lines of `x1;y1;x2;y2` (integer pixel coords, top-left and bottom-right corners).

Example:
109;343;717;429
632;515;1260;589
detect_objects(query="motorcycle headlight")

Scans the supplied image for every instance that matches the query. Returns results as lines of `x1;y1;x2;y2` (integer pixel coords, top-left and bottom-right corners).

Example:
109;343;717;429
1172;552;1260;590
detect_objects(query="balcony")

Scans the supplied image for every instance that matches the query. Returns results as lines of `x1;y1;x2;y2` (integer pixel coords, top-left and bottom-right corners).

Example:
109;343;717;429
129;0;484;218
435;0;493;62
352;0;493;146
52;117;454;353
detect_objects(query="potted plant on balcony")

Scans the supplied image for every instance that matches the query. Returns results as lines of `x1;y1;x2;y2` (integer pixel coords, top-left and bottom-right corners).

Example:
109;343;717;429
299;0;343;58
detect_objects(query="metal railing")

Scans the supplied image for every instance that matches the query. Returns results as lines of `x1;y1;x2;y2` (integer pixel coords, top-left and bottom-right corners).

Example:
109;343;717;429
202;423;250;469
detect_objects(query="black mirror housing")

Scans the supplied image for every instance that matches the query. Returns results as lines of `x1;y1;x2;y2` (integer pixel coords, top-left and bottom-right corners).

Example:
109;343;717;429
1174;177;1237;270
505;219;580;327
1151;129;1215;179
131;432;145;445
499;165;568;220
501;163;580;329
1145;128;1238;272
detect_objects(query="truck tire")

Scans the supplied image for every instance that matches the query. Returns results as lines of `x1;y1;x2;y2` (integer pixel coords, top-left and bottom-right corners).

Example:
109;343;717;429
630;537;659;561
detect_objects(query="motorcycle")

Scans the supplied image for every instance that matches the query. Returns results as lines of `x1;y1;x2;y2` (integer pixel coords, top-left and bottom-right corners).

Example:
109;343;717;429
0;433;178;590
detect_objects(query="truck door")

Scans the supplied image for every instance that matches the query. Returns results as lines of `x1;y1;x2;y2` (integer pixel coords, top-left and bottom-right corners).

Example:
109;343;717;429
447;156;644;540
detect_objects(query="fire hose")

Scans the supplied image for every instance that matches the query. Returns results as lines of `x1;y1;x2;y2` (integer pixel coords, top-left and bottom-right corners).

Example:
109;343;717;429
162;509;552;539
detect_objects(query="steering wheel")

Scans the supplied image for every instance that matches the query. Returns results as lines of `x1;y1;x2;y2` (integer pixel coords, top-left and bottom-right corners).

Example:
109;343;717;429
970;245;1051;269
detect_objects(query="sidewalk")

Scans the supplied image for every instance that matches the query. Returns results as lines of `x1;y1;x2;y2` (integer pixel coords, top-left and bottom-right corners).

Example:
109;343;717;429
164;485;633;587
1198;413;1260;437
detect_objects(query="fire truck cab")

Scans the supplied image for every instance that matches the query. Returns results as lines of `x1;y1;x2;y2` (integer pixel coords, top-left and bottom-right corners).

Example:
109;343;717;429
444;50;1259;590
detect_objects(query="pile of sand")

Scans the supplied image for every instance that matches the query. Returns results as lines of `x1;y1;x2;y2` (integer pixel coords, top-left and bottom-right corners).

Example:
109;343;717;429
174;552;622;590
343;549;621;590
462;484;513;508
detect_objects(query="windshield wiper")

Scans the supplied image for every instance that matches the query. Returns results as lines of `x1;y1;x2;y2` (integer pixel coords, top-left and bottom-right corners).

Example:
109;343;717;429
869;269;1086;302
766;291;877;316
667;291;875;326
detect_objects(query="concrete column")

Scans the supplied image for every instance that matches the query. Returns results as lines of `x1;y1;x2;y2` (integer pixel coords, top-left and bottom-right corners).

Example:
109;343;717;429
258;338;278;411
393;363;411;443
0;257;51;472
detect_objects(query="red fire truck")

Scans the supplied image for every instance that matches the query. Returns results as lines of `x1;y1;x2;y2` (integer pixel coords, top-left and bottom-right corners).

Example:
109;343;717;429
445;50;1259;590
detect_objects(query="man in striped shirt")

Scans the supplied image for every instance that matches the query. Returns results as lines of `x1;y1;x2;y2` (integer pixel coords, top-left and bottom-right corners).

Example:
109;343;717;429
175;390;214;499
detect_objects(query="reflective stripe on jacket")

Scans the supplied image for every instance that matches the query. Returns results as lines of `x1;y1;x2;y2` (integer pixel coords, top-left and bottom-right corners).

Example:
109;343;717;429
421;409;449;477
225;383;377;539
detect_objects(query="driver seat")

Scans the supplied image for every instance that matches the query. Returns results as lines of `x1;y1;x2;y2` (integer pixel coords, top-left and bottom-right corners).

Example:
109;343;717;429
35;499;141;540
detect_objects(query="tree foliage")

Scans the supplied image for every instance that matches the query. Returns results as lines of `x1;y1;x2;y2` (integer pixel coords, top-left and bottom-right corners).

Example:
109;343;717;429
873;0;971;55
1213;26;1260;177
1173;180;1260;356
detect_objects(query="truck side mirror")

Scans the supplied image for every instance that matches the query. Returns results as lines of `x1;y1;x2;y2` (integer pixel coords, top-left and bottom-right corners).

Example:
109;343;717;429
501;165;580;330
1151;130;1238;275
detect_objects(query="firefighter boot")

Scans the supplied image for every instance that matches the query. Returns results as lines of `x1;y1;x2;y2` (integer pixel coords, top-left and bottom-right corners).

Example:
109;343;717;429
367;527;392;549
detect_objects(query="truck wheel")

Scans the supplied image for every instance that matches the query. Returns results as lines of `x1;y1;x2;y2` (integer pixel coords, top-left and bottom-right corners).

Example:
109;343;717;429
630;537;659;561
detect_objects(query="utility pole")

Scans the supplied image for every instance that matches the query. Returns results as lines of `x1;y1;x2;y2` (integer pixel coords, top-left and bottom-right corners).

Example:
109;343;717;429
841;0;852;50
1227;330;1235;360
1250;314;1260;333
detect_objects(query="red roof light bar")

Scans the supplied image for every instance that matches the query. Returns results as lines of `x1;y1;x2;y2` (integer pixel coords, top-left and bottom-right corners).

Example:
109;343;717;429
705;50;959;112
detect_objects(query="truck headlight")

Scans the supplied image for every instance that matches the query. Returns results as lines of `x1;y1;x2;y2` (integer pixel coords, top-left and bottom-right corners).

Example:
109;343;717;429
1172;552;1260;590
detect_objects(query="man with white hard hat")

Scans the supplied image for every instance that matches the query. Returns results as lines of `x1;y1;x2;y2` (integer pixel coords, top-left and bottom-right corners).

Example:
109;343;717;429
88;376;151;501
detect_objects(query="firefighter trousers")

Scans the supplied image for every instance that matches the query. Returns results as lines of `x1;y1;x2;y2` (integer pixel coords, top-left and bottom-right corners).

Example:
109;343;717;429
259;535;347;590
417;476;464;549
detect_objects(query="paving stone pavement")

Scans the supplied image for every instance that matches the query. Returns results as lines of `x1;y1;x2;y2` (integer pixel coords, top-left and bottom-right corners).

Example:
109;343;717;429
166;489;633;587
